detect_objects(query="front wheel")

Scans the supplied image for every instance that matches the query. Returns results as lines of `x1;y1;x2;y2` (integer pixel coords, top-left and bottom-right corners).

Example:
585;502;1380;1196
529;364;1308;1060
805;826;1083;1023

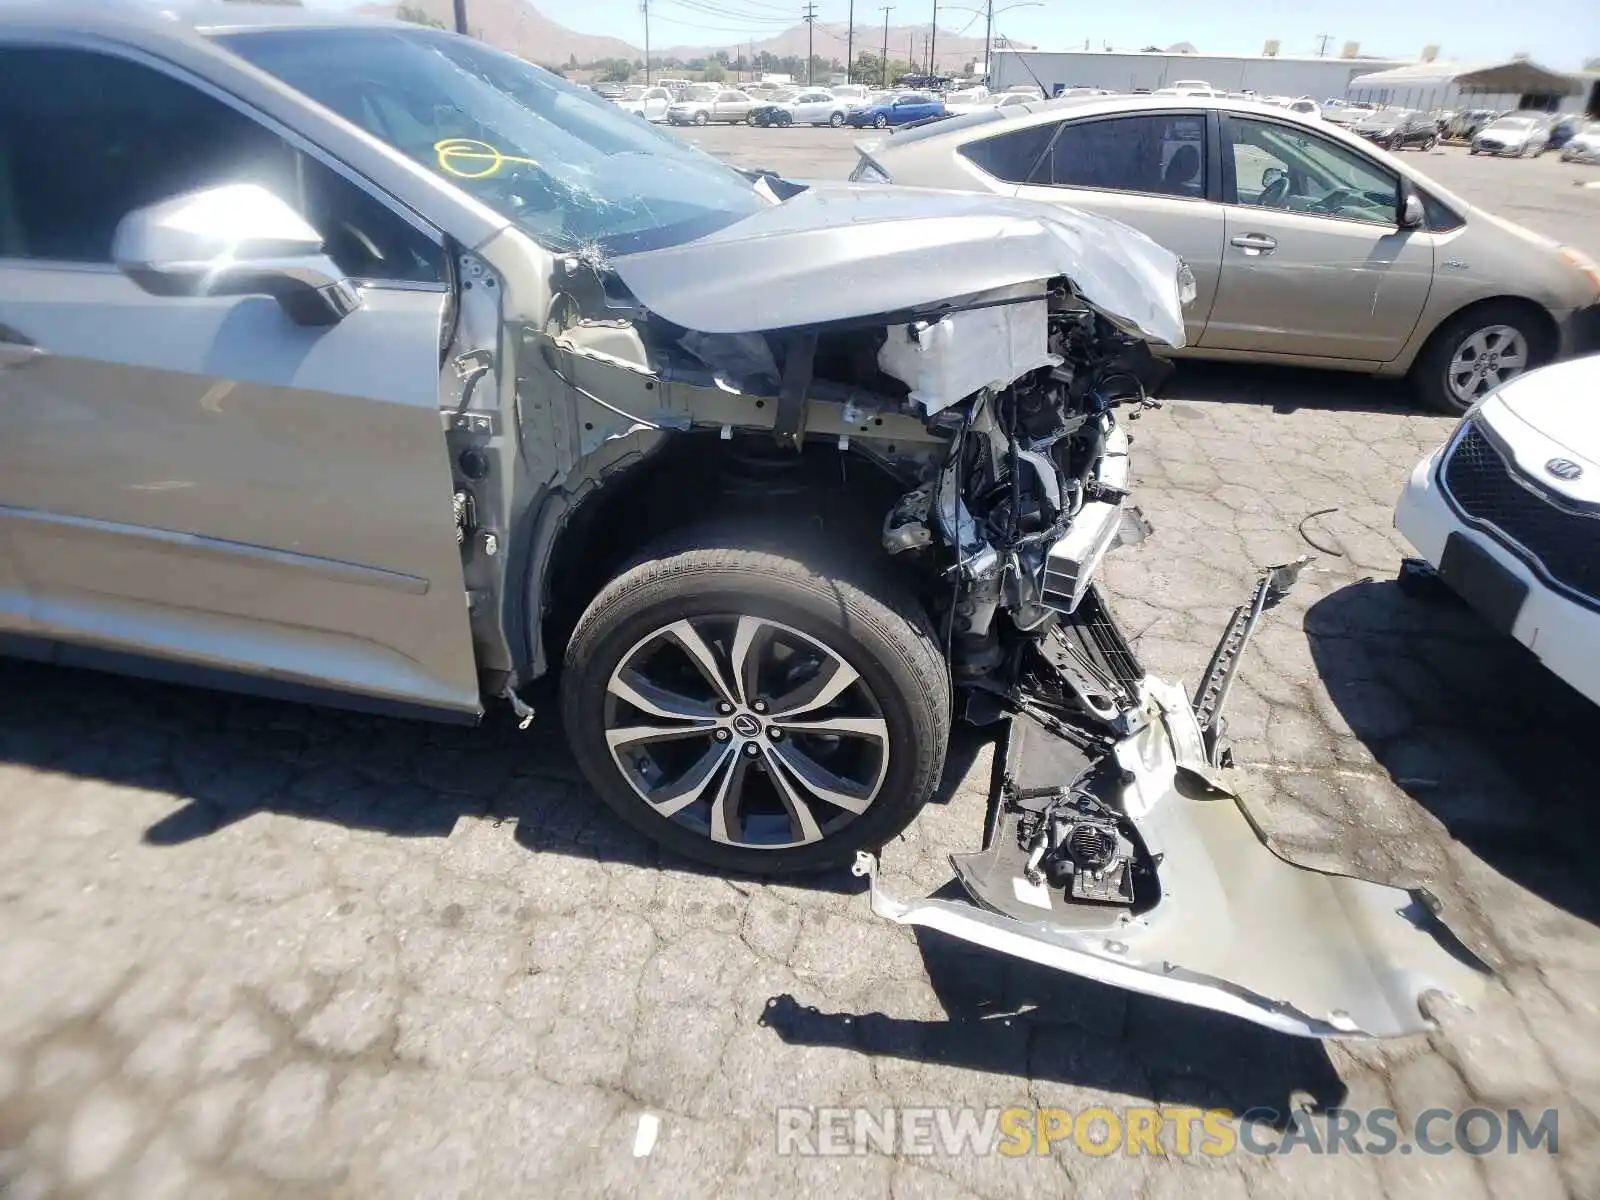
872;114;890;129
1422;136;1437;151
746;111;759;126
778;112;793;127
829;111;845;127
561;530;951;876
1411;303;1552;415
693;111;709;126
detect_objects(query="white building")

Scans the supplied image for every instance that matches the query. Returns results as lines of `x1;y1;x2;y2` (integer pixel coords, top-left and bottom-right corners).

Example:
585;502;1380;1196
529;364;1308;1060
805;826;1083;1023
1346;60;1598;116
989;47;1413;100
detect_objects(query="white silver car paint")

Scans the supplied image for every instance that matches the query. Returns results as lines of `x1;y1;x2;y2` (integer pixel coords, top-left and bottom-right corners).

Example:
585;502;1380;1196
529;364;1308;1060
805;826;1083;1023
856;678;1490;1040
609;184;1191;347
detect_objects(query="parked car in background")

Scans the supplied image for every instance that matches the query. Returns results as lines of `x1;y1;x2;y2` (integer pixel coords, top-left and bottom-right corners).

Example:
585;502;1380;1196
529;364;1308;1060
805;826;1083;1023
829;83;869;102
1448;108;1502;139
1282;97;1320;118
1320;100;1374;126
591;81;624;101
1549;114;1587;151
615;84;672;122
790;89;855;127
1560;122;1600;163
667;88;755;125
1348;108;1438;150
844;91;945;128
746;89;835;127
853;94;1600;413
1472;113;1552;156
1396;354;1600;709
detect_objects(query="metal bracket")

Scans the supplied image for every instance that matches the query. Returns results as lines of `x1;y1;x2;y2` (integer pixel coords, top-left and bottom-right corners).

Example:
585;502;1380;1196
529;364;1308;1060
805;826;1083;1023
1194;557;1311;765
772;332;817;452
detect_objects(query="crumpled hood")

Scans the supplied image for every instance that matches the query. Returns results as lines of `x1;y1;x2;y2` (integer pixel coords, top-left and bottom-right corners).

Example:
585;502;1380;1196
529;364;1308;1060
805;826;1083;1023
609;183;1189;347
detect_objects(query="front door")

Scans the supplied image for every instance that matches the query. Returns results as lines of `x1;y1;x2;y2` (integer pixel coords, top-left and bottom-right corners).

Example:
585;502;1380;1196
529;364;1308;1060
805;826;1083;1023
0;45;480;714
1201;114;1434;363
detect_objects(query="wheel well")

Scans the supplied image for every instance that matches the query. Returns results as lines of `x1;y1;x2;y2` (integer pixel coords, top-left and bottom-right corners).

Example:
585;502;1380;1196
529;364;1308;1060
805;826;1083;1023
537;434;910;677
1417;295;1559;368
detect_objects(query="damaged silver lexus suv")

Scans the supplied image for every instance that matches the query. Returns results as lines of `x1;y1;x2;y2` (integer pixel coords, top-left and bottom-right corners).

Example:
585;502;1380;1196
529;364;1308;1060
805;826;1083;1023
0;5;1487;1037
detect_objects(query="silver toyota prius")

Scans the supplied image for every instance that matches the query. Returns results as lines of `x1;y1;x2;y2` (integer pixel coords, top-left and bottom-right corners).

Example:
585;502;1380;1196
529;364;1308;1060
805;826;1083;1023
852;95;1600;413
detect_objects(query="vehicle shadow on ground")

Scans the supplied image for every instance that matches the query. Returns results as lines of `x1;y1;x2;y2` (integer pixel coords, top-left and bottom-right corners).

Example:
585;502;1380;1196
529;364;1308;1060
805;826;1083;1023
0;660;991;898
761;925;1344;1120
1164;360;1416;416
1306;577;1600;926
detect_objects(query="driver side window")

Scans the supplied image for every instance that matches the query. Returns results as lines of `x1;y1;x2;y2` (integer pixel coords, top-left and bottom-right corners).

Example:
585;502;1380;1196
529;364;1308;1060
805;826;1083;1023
0;46;446;283
1227;117;1398;226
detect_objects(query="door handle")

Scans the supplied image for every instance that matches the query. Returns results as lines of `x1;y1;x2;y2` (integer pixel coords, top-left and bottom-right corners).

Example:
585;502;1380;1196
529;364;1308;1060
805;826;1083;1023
1230;233;1278;256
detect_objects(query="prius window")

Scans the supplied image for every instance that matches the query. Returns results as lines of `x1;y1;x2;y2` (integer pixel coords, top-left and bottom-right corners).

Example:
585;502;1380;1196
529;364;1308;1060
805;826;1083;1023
1030;114;1207;198
1228;117;1399;226
0;47;446;283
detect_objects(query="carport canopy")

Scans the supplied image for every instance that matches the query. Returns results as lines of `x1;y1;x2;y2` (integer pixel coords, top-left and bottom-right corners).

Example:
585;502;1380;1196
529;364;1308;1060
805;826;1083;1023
1347;59;1581;96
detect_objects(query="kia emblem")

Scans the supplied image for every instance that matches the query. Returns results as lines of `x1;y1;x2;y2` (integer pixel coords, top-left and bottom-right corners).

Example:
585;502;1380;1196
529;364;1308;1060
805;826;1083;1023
1545;458;1584;482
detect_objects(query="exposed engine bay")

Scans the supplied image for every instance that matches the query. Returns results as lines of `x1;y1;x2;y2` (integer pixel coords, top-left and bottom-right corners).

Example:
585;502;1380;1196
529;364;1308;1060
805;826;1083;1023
456;192;1490;1040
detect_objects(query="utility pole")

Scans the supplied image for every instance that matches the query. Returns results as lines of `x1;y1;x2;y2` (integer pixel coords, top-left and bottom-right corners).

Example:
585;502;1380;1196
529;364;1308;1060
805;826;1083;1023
982;0;992;85
802;3;817;85
928;0;936;78
846;0;855;83
880;5;893;87
452;0;468;35
1315;33;1333;57
641;0;650;82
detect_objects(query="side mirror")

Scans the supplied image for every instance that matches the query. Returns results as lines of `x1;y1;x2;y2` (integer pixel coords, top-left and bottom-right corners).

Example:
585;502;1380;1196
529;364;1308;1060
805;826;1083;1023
112;184;359;327
1399;192;1425;229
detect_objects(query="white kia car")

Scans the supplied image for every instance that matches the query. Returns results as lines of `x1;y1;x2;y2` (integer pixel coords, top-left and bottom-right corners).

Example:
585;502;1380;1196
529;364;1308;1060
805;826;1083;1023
1395;354;1600;705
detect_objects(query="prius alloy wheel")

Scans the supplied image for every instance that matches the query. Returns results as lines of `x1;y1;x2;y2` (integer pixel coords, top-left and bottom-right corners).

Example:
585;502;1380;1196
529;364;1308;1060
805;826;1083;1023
1414;303;1551;415
603;616;888;850
561;530;950;875
1448;325;1528;406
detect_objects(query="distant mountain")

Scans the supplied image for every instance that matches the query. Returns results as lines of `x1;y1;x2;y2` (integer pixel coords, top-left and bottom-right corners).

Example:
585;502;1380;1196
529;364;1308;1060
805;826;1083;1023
358;0;991;71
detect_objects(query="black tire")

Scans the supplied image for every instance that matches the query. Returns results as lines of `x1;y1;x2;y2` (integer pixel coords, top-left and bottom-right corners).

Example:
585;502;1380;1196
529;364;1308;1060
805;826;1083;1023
693;111;709;126
1410;302;1554;416
829;111;845;127
745;111;759;126
1422;136;1437;151
873;114;890;129
561;526;951;876
778;112;793;127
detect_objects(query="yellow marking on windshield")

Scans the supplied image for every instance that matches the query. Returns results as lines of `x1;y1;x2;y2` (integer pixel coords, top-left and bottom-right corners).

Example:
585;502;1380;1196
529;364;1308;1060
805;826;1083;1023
434;138;540;179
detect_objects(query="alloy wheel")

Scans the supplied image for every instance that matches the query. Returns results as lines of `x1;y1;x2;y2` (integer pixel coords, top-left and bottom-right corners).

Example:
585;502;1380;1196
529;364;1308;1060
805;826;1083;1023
602;615;889;850
1447;325;1528;405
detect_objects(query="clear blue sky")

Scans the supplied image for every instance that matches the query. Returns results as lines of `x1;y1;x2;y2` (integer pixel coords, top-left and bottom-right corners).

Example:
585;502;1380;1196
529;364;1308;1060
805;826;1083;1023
316;0;1598;68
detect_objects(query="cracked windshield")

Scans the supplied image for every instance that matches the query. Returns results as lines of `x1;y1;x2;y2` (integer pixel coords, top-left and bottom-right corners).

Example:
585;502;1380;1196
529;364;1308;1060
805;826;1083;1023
221;26;768;255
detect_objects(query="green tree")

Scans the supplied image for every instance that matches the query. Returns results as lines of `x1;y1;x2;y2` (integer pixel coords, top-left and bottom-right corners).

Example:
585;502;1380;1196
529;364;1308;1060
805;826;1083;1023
702;62;728;83
395;3;443;28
